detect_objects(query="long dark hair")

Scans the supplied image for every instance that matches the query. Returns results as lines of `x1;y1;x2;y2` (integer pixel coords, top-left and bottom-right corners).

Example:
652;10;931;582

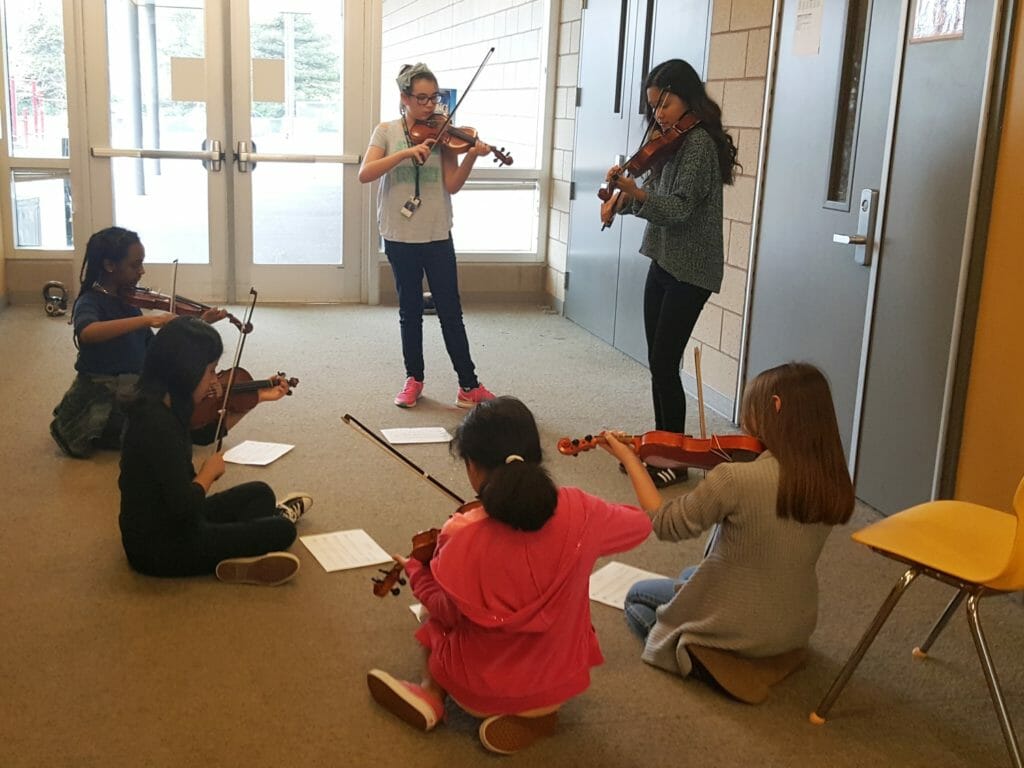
137;317;223;426
451;396;558;532
644;59;740;184
740;363;854;525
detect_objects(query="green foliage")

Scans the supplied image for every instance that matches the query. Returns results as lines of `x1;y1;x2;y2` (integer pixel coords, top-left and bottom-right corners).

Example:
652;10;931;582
7;0;66;116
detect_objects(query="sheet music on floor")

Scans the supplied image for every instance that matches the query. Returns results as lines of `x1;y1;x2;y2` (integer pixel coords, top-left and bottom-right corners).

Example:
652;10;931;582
590;561;668;609
223;440;294;466
300;529;393;573
380;427;453;445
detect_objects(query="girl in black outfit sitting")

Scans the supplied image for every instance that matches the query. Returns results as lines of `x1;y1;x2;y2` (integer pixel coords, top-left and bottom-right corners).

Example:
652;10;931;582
118;316;311;586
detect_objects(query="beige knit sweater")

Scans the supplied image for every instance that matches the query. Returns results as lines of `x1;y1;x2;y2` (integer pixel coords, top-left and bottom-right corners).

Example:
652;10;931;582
642;451;834;676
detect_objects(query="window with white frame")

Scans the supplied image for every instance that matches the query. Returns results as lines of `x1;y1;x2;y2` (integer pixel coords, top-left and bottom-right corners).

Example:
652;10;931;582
378;0;548;257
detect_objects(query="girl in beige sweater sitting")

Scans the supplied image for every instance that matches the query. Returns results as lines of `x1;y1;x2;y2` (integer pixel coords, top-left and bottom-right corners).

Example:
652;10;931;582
604;362;855;682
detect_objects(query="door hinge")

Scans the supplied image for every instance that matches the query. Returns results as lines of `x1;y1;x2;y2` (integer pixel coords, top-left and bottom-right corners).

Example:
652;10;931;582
575;87;582;107
569;181;576;200
582;0;588;9
564;271;570;291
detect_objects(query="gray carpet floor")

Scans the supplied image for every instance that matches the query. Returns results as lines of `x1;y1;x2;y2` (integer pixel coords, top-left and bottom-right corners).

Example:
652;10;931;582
1;302;1020;767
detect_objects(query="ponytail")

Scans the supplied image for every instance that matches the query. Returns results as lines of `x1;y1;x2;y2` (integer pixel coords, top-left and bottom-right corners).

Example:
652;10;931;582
478;460;558;532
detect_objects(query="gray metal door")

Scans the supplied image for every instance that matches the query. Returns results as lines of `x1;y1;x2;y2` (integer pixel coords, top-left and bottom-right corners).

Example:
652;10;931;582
565;0;637;344
747;0;1002;514
856;0;997;512
566;0;710;360
746;0;900;462
612;0;711;364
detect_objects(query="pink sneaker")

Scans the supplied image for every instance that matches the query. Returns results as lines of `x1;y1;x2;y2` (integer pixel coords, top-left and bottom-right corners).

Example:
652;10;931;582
366;669;445;731
394;377;424;408
456;383;496;409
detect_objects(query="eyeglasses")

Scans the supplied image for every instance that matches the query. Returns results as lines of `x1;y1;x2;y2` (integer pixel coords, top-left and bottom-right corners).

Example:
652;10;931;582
411;92;443;105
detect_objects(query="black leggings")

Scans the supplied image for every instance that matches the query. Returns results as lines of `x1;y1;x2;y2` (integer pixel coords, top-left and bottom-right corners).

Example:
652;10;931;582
124;482;296;578
643;262;711;434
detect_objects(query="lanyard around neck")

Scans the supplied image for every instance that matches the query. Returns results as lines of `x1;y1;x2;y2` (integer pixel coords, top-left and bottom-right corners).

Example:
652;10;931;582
401;119;422;199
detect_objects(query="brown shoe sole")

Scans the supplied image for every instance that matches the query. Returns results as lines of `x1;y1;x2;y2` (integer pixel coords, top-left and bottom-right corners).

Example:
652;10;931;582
215;552;300;586
479;711;559;754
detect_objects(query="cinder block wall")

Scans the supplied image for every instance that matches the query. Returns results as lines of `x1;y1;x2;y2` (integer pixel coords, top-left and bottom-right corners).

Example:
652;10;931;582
545;0;773;417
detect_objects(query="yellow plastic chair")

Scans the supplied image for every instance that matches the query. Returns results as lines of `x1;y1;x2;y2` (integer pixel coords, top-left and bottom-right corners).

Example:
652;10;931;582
810;477;1024;767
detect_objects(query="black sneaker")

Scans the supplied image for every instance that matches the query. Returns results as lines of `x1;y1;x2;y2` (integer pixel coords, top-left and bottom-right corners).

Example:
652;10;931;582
648;466;689;488
276;492;313;524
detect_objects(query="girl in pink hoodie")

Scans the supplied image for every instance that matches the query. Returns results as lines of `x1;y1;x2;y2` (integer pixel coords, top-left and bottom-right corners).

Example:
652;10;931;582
367;396;652;754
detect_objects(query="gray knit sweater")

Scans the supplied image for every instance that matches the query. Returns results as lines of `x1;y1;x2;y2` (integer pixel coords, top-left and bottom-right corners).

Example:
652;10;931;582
642;452;833;676
628;125;724;293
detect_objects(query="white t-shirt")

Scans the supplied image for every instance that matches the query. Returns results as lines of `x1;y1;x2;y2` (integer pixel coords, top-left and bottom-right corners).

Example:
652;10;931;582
369;119;454;243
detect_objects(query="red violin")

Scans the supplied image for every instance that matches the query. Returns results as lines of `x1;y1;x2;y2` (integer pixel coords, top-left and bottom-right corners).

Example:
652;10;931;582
190;366;298;430
557;430;764;472
372;499;483;598
598;112;701;230
408;117;514;166
121;285;253;334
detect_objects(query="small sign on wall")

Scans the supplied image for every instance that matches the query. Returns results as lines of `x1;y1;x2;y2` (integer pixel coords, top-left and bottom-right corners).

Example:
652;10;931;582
793;0;825;57
911;0;966;43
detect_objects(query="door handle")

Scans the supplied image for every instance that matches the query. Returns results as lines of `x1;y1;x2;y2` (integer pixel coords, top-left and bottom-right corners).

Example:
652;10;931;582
832;188;877;266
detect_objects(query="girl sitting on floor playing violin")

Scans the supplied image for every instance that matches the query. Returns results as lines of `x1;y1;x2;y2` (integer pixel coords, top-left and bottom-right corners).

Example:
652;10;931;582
366;396;652;755
603;59;741;489
601;362;855;684
358;62;496;410
50;226;227;458
119;316;310;585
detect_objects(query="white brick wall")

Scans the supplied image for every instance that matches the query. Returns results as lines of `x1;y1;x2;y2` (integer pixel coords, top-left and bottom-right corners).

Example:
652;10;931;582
381;0;545;168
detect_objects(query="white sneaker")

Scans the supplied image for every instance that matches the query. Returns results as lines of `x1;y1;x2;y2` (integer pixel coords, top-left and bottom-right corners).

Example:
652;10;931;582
215;551;300;586
277;492;313;524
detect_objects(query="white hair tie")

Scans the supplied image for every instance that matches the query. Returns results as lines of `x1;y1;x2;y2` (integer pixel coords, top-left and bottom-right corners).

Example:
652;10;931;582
505;454;524;464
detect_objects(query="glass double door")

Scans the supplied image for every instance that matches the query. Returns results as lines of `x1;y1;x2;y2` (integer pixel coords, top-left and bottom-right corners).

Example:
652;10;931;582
82;0;365;302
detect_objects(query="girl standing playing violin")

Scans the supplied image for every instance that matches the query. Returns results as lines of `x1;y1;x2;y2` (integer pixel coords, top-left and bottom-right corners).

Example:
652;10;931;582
358;62;496;410
604;59;740;488
50;226;227;457
119;316;310;585
601;363;854;685
366;396;651;754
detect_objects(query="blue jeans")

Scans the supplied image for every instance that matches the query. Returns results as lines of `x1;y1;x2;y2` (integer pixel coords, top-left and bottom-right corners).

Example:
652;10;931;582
385;236;479;390
624;565;698;640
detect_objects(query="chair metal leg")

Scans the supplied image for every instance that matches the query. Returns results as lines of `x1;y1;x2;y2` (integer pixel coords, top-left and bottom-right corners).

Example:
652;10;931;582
965;592;1022;768
913;589;968;658
811;567;919;723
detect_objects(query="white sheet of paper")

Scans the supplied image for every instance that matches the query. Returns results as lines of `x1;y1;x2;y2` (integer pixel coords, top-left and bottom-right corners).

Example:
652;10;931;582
380;427;453;444
410;603;427;623
223;440;295;466
793;0;824;56
589;561;668;610
300;529;393;573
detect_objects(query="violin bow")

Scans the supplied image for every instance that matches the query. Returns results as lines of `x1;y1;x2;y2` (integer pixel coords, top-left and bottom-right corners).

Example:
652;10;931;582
694;346;707;440
425;46;495;147
341;414;466;505
214;287;257;451
169;259;179;316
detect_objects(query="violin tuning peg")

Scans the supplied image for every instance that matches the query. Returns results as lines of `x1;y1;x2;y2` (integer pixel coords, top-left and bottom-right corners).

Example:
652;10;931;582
377;568;390;575
371;577;382;585
391;587;401;596
397;577;407;586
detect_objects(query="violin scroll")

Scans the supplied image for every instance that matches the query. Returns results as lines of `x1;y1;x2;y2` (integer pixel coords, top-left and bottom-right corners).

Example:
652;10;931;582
372;528;441;598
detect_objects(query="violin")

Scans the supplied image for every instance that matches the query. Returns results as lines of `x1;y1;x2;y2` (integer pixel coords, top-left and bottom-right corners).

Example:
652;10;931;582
408;117;513;166
557;430;764;472
190;367;298;430
598;112;702;230
121;286;253;334
372;499;483;597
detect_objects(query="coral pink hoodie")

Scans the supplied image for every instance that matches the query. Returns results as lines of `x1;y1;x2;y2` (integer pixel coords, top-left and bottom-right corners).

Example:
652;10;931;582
407;486;652;714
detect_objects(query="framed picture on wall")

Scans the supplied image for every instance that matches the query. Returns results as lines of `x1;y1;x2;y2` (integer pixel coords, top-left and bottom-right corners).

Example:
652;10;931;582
910;0;965;43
